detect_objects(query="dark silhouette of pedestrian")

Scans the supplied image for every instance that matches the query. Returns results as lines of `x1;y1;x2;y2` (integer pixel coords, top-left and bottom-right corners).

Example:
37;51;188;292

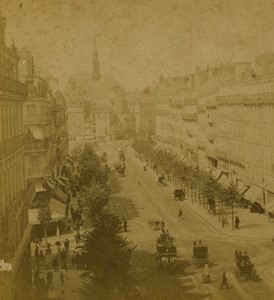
137;179;141;187
60;271;65;288
64;238;70;252
235;216;240;229
221;271;229;289
33;268;40;289
75;231;81;245
52;256;58;271
179;208;183;218
123;218;128;232
46;270;53;288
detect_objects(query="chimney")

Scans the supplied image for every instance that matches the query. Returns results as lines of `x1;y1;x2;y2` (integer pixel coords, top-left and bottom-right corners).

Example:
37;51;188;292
0;12;6;45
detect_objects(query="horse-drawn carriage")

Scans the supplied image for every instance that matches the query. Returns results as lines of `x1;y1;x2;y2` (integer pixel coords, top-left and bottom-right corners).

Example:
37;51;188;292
155;232;177;271
158;176;167;186
173;189;185;201
234;252;258;282
148;220;165;231
192;243;209;268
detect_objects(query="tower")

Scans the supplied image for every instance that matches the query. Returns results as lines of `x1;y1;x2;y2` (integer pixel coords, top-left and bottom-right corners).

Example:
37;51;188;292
92;37;100;80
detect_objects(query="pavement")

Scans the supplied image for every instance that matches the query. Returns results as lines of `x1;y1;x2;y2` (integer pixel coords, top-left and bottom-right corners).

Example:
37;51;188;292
133;153;274;242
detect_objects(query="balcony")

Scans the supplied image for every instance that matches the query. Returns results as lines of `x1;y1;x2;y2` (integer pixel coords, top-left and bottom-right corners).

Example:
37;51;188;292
0;73;27;97
24;141;50;153
182;113;198;121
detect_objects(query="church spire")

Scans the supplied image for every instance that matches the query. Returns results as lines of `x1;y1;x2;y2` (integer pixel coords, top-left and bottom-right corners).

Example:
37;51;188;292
92;37;100;80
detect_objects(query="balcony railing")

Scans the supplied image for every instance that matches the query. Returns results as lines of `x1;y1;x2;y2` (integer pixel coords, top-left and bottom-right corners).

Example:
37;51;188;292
24;141;50;153
0;74;27;96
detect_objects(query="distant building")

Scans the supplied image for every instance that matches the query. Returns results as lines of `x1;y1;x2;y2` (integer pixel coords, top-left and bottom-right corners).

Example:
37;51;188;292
66;40;128;150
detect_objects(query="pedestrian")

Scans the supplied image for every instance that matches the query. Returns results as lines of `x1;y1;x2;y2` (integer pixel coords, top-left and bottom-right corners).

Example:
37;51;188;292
179;208;183;218
35;245;40;269
62;263;69;279
75;231;81;245
33;268;40;289
235;216;240;229
64;238;70;252
123;218;128;232
137;179;141;187
46;270;53;288
221;271;229;289
60;271;65;288
52;255;58;271
56;225;60;237
61;248;66;265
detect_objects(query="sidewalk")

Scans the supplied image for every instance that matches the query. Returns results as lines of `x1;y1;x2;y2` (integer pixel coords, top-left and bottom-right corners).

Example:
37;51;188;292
134;151;274;241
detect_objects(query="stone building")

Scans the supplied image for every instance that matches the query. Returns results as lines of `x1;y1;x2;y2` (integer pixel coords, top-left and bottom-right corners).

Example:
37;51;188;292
0;14;32;300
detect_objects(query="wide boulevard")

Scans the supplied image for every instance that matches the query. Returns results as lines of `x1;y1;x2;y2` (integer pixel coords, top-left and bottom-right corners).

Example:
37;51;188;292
99;142;274;300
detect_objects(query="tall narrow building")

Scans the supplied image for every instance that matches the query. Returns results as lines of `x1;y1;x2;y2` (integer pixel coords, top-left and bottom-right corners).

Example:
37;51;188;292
0;14;32;300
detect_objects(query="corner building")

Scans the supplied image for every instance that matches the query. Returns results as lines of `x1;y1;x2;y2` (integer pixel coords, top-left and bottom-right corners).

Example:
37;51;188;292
0;13;31;300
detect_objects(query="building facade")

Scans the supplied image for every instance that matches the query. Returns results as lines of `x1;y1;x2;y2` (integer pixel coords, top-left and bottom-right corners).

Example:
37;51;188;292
0;14;32;300
154;58;274;209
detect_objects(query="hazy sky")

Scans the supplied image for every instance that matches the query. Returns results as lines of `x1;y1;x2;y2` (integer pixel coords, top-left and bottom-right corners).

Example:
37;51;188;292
1;0;274;90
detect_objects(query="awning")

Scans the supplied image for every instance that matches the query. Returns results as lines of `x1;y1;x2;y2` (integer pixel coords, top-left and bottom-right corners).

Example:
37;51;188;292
46;179;55;190
217;173;230;188
50;198;67;216
53;186;67;203
237;180;249;195
243;185;264;205
211;169;222;180
57;179;66;187
35;182;46;193
28;199;66;225
29;127;44;140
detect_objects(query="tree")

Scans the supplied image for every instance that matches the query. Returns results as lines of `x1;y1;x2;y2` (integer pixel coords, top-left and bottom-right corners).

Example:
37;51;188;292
82;184;110;221
37;198;52;246
221;182;240;230
79;143;108;186
80;213;138;299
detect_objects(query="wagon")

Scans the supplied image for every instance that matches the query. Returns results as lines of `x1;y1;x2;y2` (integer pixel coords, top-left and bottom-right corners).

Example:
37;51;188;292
173;189;185;201
234;255;259;282
155;235;177;271
192;244;209;268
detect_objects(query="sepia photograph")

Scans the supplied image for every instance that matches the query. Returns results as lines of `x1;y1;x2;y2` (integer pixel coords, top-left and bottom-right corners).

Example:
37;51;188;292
1;0;274;299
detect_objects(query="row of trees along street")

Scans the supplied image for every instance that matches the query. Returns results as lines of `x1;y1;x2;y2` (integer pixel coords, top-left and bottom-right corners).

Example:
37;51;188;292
75;144;139;300
132;138;241;230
